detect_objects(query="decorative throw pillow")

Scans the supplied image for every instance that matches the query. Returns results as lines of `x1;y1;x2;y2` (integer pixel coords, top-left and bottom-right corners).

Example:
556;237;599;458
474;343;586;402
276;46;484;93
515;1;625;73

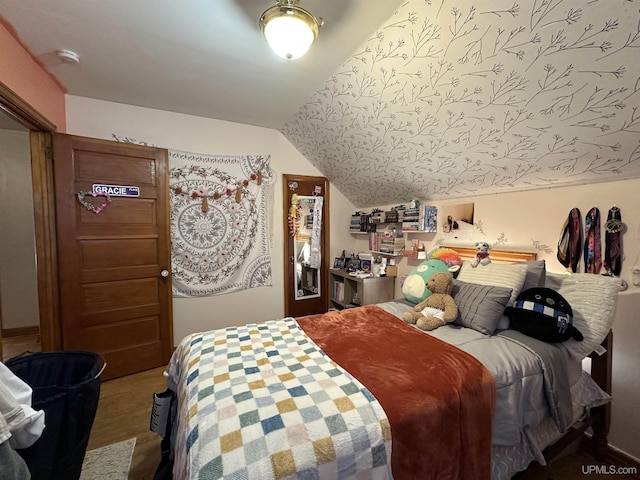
452;280;513;335
544;273;619;360
402;259;450;304
505;287;584;342
457;261;528;307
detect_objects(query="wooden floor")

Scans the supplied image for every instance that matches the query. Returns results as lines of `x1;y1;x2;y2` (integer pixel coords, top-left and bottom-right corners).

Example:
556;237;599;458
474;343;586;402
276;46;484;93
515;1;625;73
88;366;167;479
1;333;41;361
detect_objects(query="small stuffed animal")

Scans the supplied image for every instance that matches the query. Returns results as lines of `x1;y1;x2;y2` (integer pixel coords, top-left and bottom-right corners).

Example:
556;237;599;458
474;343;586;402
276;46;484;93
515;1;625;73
471;241;491;267
403;272;458;331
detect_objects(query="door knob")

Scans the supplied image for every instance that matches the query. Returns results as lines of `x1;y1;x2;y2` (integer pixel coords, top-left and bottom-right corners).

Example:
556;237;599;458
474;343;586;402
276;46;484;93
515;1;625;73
160;269;169;278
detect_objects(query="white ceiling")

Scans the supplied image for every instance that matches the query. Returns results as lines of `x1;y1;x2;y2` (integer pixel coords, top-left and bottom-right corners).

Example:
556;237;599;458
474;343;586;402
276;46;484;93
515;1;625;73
2;0;640;207
0;0;401;129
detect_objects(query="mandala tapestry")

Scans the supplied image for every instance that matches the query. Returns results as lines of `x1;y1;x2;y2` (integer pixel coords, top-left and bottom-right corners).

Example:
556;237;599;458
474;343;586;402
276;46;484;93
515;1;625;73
168;150;274;297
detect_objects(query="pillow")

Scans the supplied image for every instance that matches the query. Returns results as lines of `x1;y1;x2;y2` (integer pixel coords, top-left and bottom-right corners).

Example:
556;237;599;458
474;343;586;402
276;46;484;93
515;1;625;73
457;261;528;307
496;259;546;330
402;259;450;304
521;259;546;291
505;287;584;342
544;272;619;360
452;280;513;335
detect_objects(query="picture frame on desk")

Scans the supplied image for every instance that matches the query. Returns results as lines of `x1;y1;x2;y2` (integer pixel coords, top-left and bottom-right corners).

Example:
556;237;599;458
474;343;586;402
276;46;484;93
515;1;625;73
360;259;371;274
346;258;360;273
334;257;346;269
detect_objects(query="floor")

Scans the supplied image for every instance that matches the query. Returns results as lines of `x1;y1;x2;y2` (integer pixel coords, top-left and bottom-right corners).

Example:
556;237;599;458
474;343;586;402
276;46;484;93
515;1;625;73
88;366;166;479
2;333;41;361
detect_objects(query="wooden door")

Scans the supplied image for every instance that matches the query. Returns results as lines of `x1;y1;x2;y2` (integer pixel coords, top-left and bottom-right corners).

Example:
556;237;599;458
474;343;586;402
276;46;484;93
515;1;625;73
283;174;329;317
53;134;173;380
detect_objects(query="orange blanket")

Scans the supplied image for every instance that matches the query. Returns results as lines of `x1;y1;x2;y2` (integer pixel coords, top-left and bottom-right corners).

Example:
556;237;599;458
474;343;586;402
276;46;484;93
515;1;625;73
297;305;496;480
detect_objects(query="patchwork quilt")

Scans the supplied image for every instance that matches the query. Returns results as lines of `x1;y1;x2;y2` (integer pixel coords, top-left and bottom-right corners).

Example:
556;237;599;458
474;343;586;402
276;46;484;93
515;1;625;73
167;317;392;480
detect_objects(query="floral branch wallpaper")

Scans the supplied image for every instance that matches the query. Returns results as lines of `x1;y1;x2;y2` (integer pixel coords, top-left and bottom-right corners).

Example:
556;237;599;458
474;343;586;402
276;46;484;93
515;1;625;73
282;0;640;207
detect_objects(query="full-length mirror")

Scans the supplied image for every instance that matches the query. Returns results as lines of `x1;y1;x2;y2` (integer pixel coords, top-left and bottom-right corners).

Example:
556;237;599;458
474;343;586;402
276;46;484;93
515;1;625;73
293;195;322;300
283;174;329;317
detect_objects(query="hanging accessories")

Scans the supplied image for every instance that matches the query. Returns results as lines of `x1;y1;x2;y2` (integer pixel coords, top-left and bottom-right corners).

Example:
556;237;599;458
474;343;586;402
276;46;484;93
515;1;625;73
288;193;301;237
557;207;582;272
76;191;112;214
603;206;624;276
583;207;602;274
173;169;265;212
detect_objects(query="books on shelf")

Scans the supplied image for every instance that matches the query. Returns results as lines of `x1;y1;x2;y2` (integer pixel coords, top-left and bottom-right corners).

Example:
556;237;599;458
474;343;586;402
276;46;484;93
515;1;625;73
368;231;404;254
368;231;379;252
384;209;400;223
351;204;437;235
350;214;362;232
333;280;344;302
350;213;373;232
401;204;438;232
401;207;420;231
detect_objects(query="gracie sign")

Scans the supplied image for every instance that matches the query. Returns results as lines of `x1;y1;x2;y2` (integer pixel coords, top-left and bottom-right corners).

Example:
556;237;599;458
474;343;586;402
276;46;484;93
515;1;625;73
92;184;140;197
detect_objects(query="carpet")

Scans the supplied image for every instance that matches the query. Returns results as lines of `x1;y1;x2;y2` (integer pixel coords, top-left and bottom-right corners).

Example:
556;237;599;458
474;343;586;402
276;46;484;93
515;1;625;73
81;437;136;480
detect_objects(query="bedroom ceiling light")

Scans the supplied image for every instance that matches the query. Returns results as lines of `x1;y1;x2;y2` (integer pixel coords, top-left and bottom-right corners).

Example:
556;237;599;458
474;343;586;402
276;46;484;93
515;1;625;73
260;0;323;60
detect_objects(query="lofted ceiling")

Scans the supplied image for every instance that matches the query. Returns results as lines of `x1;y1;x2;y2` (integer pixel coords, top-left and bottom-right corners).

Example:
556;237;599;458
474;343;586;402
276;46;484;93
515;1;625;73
2;0;640;207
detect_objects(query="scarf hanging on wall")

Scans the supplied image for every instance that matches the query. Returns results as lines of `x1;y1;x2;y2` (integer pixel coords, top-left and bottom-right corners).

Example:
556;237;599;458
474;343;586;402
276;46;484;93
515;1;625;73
557;207;582;273
604;206;623;276
583;207;602;274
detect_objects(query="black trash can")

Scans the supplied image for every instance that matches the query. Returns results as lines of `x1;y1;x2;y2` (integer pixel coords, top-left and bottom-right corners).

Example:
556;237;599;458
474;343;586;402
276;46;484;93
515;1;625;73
5;351;104;480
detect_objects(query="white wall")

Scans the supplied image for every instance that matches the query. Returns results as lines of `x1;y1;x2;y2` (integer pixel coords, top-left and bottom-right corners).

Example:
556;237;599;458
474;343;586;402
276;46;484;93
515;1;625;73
0;129;40;330
65;95;357;343
353;180;640;461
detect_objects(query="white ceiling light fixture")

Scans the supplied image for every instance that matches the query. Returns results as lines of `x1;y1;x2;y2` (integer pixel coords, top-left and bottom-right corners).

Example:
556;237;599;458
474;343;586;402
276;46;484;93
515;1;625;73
260;0;323;61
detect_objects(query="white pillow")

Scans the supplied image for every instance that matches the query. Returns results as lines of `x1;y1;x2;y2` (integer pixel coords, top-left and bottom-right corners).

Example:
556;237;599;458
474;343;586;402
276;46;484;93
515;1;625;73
544;272;619;360
457;261;528;307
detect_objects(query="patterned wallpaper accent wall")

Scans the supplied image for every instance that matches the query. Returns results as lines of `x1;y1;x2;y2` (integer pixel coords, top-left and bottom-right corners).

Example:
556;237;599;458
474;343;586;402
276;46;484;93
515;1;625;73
282;0;640;207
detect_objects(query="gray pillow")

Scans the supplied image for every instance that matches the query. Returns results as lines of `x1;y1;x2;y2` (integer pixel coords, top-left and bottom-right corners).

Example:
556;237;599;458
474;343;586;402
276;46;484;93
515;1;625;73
521;259;546;291
452;280;513;335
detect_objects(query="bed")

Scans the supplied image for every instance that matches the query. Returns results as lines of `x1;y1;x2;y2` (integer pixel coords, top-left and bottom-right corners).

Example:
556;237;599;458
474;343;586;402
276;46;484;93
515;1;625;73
165;248;619;480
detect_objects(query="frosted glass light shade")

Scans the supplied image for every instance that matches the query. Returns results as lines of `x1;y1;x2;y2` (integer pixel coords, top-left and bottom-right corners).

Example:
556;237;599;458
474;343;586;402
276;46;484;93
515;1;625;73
260;2;321;60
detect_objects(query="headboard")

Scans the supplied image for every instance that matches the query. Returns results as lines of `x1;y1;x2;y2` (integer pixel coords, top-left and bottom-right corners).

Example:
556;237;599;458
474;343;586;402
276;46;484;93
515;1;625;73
441;245;537;264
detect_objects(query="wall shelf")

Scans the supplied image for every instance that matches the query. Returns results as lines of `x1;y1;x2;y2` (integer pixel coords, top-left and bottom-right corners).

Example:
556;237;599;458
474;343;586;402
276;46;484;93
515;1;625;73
371;250;403;257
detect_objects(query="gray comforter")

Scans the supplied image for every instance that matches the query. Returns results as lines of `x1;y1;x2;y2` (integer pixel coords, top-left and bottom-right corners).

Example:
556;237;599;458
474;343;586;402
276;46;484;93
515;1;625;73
378;300;574;446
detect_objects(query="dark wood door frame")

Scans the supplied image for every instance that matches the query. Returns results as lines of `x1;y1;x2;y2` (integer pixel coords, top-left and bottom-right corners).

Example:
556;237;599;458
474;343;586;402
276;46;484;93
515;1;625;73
282;174;330;317
1;80;61;352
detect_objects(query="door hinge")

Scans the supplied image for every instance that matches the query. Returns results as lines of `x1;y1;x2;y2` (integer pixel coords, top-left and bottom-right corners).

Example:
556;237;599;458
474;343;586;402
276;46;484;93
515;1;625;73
45;146;54;161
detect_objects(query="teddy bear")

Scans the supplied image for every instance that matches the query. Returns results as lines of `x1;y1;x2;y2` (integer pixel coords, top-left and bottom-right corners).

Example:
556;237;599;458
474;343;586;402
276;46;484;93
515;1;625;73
403;271;458;331
471;241;491;267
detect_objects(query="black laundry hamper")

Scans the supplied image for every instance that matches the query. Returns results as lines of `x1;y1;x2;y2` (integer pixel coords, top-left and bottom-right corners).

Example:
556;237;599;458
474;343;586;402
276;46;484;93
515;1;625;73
5;351;105;480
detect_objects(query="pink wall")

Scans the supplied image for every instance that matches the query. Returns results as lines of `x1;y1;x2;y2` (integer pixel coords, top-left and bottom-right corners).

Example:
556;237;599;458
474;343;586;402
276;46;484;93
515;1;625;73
0;20;66;131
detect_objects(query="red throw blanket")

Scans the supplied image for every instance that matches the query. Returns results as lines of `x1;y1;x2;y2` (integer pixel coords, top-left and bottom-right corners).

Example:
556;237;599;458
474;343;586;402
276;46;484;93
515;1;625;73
297;305;496;480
